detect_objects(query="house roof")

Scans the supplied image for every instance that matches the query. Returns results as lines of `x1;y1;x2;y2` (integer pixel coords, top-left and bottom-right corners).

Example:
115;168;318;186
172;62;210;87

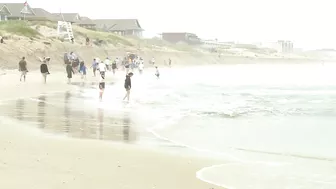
93;19;143;31
32;8;53;18
52;13;80;22
0;4;11;15
77;16;95;25
25;8;59;21
0;3;35;17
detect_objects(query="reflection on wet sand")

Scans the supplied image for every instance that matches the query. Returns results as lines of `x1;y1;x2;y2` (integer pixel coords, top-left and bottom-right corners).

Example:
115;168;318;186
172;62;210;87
16;99;24;121
98;108;104;140
123;112;130;142
0;90;137;143
64;91;71;133
37;95;46;128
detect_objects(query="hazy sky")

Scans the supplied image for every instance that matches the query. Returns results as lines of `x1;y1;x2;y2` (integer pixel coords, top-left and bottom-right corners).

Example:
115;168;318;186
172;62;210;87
2;0;336;49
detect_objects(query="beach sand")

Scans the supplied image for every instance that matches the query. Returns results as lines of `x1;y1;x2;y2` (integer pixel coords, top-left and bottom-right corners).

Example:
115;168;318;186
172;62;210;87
0;71;222;189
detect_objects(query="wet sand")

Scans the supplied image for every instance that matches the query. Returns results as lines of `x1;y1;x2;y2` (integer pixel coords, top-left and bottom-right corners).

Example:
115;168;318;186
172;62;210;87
0;71;221;189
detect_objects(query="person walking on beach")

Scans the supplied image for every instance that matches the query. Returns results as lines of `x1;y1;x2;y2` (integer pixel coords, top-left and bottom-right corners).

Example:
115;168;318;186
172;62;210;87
19;57;28;82
79;61;87;80
123;72;133;102
151;57;155;65
91;58;98;77
138;62;144;74
40;60;50;84
155;66;160;79
104;57;111;71
66;63;74;84
168;58;172;67
125;58;131;74
98;72;105;101
98;60;107;78
112;58;118;75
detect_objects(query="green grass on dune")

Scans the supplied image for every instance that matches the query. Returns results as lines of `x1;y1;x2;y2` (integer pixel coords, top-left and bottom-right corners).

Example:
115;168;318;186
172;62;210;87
0;20;40;38
72;26;134;46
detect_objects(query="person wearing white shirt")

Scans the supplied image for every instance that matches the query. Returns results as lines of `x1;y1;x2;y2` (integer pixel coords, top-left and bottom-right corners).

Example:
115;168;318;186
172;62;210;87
98;61;107;78
151;57;155;65
138;62;144;74
104;57;111;71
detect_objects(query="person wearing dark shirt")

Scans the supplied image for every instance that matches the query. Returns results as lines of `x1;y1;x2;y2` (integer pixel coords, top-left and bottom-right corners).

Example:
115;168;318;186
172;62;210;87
86;36;90;45
123;72;134;102
40;61;50;84
79;61;87;80
66;63;74;84
19;57;28;82
112;59;117;75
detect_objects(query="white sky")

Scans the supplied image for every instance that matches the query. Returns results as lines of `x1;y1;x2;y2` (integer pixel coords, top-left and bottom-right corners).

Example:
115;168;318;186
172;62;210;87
2;0;336;49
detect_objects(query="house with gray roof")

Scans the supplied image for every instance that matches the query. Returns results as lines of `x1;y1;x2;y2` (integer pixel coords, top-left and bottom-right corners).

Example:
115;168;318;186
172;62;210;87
0;4;10;21
29;8;59;21
52;13;96;29
93;19;143;37
75;16;95;29
0;3;36;20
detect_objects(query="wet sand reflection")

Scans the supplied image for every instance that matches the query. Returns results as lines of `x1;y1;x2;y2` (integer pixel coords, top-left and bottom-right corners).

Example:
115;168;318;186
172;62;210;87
16;99;24;121
123;112;130;142
0;90;137;143
98;108;104;140
64;91;71;133
37;95;46;128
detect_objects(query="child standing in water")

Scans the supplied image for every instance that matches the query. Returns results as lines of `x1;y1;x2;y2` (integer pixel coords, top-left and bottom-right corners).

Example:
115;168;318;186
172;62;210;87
79;61;87;80
123;72;133;102
98;73;105;101
155;66;160;79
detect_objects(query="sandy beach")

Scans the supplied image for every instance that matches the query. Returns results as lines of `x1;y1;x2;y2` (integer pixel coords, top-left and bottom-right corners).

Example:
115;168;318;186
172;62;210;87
0;71;222;189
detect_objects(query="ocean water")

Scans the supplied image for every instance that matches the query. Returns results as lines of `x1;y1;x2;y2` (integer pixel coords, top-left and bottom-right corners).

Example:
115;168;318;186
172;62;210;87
1;63;336;189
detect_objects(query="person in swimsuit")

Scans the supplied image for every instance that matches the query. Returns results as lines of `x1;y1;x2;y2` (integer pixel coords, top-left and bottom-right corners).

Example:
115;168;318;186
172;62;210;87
98;74;105;101
123;72;134;102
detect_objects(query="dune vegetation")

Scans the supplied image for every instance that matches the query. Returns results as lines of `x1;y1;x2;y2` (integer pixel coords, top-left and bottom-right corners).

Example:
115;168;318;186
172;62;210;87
0;20;40;38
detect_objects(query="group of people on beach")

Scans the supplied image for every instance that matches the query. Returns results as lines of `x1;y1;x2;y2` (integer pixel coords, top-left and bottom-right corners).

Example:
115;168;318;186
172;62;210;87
19;56;50;83
18;53;165;102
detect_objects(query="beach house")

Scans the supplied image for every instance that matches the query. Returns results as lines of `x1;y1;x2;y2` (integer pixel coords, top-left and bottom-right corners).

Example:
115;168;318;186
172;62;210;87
0;3;35;21
162;32;201;45
93;19;143;37
52;13;96;29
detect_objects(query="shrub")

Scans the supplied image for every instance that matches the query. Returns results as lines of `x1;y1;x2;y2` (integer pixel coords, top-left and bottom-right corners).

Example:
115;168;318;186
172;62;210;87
0;20;40;38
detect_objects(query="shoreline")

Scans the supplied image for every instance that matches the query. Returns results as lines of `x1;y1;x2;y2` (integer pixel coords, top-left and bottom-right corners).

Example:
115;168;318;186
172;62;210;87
0;71;224;189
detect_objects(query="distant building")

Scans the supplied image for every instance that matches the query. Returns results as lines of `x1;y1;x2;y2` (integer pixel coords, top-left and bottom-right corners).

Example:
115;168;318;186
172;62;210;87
0;3;143;33
93;19;143;37
162;32;201;45
201;39;233;49
277;40;294;53
52;13;96;29
0;3;35;21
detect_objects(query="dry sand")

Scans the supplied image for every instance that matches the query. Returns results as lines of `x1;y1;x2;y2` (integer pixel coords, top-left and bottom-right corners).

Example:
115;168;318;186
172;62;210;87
0;71;223;189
